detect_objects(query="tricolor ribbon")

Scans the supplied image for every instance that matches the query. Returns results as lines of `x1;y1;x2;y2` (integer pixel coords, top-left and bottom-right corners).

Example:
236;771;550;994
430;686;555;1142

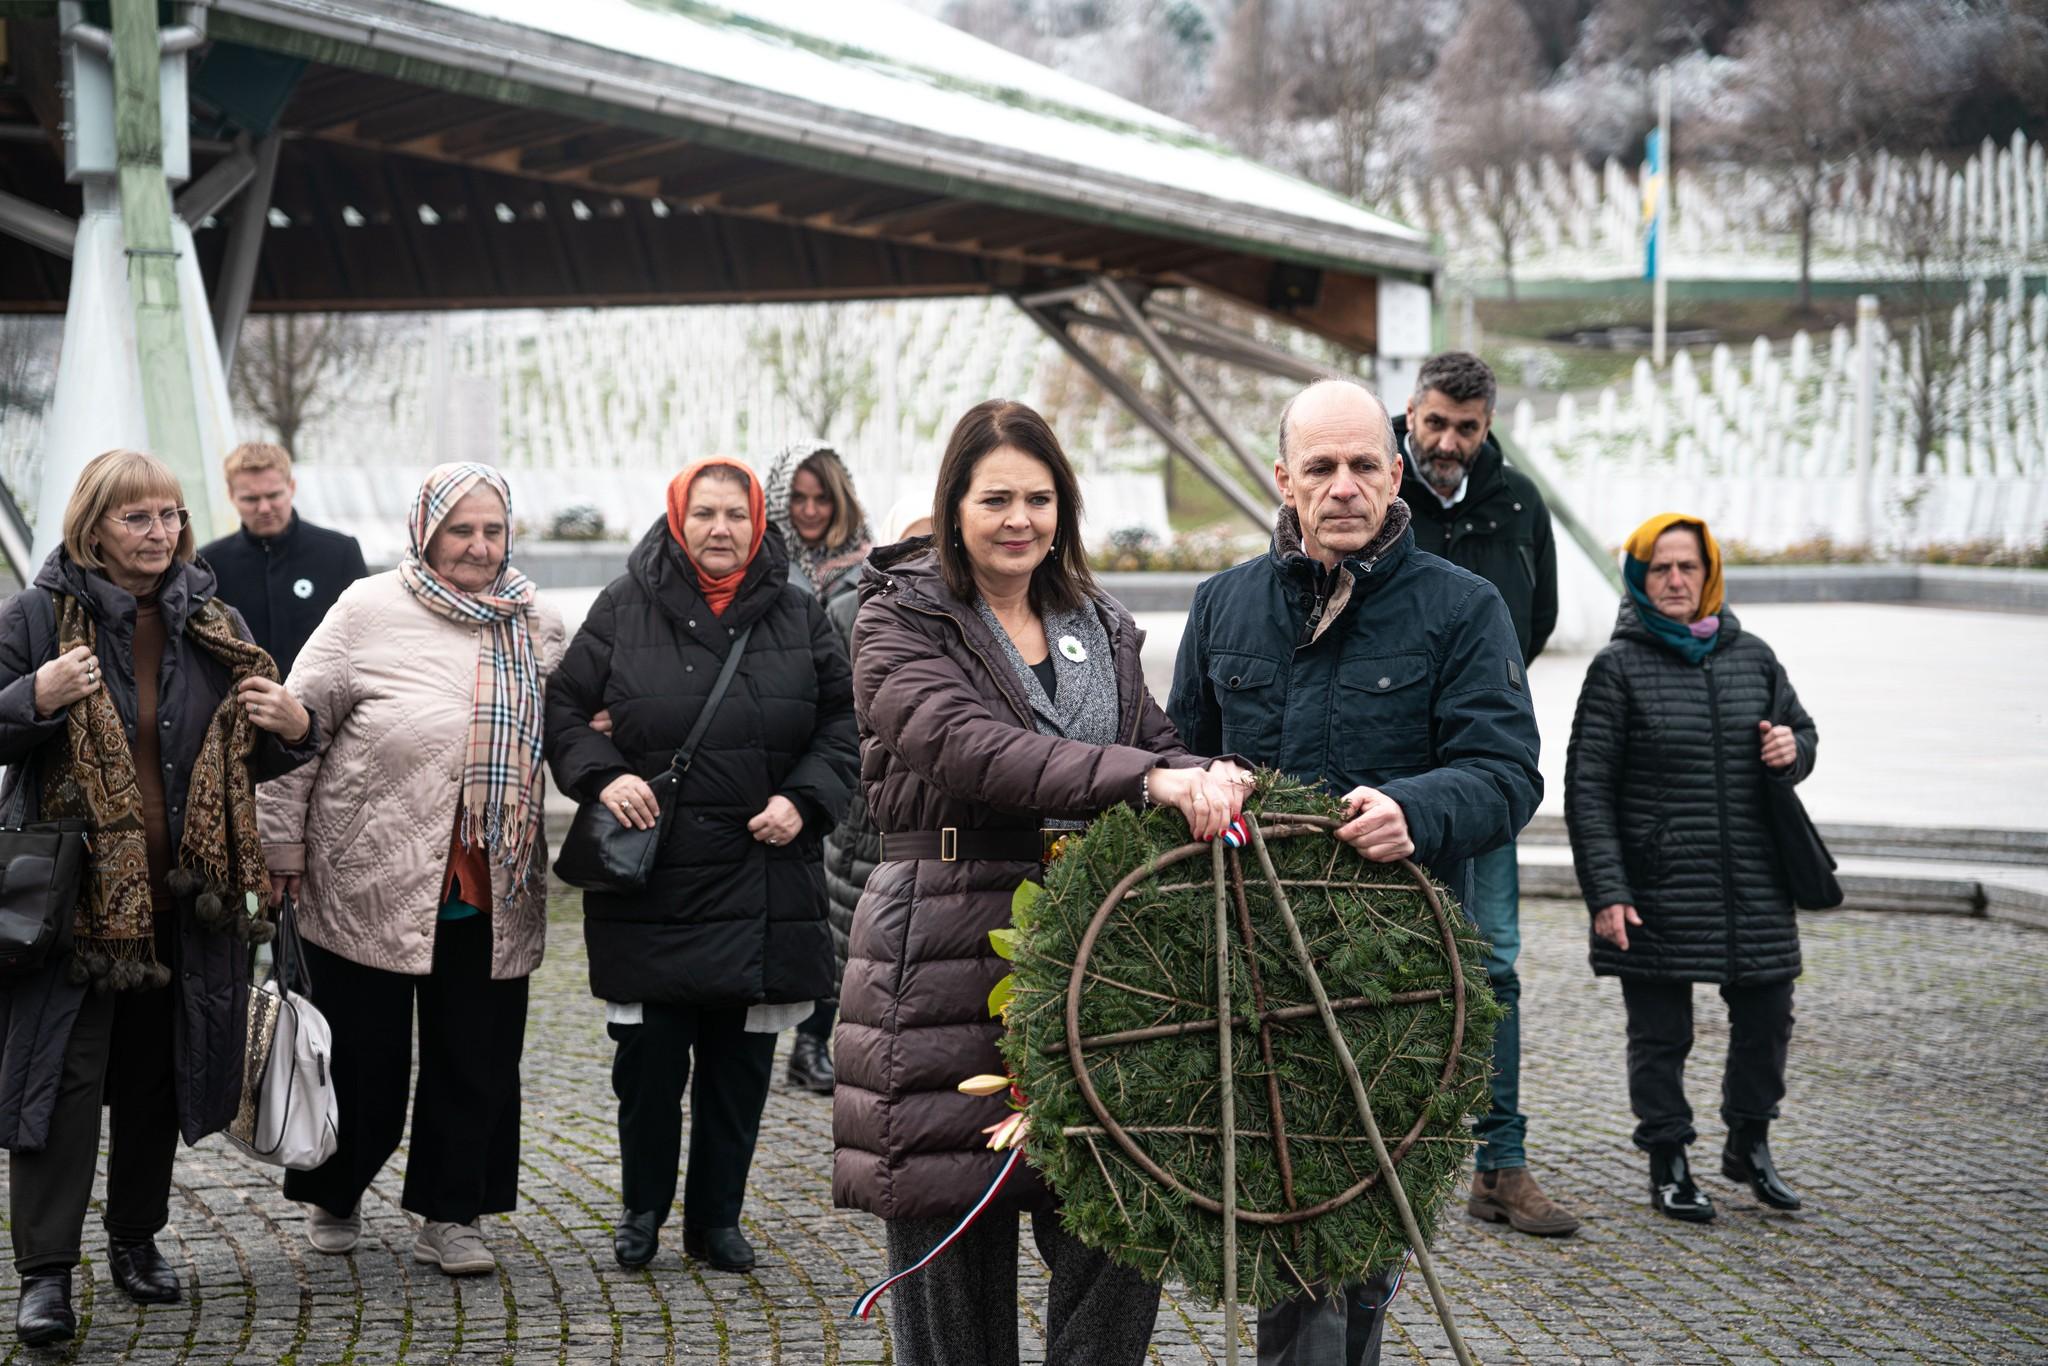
1219;816;1250;848
849;1147;1026;1319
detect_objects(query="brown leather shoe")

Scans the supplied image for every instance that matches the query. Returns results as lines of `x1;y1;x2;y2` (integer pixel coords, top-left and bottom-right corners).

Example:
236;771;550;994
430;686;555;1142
1467;1166;1581;1236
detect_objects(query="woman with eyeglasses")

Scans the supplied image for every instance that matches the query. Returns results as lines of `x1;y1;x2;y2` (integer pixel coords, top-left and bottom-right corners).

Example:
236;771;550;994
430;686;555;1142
0;450;318;1347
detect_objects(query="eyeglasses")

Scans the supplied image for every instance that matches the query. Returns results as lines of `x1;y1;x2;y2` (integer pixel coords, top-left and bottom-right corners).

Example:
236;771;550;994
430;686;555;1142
104;508;190;535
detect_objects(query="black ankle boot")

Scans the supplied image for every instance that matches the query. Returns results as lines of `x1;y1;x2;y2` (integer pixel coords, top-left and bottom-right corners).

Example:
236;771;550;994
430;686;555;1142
1648;1144;1716;1222
614;1210;662;1269
1722;1124;1802;1210
108;1239;181;1304
786;1035;835;1095
15;1271;75;1346
682;1225;756;1273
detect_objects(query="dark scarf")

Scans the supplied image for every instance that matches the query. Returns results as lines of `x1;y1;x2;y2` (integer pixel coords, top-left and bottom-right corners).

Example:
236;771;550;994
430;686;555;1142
41;587;275;990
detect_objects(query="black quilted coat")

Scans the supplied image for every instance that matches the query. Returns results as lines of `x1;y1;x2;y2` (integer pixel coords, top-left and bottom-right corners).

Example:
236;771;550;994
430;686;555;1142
544;520;858;1008
819;587;872;976
1565;603;1817;984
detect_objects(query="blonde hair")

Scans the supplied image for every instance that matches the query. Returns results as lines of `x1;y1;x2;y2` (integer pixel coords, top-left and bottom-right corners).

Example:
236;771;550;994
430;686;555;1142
222;441;293;483
797;449;866;549
63;449;195;572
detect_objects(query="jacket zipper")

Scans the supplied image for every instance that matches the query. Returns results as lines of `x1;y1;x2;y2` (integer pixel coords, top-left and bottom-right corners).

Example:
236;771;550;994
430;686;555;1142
1704;656;1739;982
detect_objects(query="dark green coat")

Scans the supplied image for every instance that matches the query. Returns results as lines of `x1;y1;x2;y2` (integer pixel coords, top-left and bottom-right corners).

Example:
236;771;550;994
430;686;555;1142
1395;417;1557;664
1167;515;1542;911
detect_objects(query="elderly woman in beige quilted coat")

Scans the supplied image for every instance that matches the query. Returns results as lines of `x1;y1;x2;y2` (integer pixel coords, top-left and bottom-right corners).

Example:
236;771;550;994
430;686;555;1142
257;463;565;1278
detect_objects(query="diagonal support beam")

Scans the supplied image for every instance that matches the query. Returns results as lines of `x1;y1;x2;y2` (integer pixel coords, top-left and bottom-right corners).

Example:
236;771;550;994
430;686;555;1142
1144;299;1351;386
0;190;77;259
1094;276;1279;499
1016;298;1271;533
213;132;281;378
175;139;258;225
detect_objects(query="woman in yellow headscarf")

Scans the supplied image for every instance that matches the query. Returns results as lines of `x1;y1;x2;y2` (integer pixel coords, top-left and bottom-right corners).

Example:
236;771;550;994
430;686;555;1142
1564;513;1819;1224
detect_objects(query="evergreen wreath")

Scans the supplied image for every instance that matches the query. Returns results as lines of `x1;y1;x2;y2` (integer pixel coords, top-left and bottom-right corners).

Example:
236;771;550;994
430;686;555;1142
999;774;1502;1311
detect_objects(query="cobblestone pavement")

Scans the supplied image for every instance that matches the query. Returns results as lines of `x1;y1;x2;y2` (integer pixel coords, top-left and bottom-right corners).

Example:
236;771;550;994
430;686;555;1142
4;895;2043;1364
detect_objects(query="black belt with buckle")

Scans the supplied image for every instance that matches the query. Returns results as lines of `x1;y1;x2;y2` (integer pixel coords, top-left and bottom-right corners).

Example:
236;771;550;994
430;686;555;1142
879;827;1073;863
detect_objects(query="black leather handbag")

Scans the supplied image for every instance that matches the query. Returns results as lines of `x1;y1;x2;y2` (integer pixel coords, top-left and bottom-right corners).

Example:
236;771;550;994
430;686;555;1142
0;817;91;980
1761;665;1843;911
553;623;754;893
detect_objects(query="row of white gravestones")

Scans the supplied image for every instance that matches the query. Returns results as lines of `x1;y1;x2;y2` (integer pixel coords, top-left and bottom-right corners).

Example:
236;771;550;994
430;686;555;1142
1388;131;2048;271
1510;290;2045;528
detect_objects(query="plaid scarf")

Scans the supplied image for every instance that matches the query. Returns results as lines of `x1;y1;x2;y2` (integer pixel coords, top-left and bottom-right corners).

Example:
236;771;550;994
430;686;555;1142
41;588;274;989
396;463;546;882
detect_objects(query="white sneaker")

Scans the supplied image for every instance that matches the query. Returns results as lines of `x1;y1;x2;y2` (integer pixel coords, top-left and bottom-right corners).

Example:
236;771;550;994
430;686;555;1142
414;1220;496;1276
305;1204;360;1255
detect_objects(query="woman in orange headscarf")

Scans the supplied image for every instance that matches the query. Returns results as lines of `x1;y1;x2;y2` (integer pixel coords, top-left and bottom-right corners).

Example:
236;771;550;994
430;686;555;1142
544;457;858;1275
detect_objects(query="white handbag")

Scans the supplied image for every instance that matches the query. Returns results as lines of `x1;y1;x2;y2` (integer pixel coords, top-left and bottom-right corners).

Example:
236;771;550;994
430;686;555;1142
226;896;339;1170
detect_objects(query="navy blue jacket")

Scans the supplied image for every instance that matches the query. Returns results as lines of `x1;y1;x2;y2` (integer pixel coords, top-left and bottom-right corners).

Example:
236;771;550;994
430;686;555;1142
199;513;368;679
1168;513;1542;909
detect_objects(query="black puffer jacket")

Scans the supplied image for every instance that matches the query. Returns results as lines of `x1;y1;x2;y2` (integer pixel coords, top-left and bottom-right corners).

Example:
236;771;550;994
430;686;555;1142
1565;603;1817;984
544;520;858;1008
0;551;317;1151
819;586;873;975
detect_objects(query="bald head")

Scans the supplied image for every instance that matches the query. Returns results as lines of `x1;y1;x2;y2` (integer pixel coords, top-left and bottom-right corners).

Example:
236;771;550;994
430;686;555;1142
1273;379;1404;567
1277;379;1396;467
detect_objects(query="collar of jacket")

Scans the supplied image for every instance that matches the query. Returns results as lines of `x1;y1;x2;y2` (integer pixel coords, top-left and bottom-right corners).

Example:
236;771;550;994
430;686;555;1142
1609;598;1745;653
35;546;215;639
626;514;792;631
860;538;1141;736
1393;417;1509;522
237;511;301;552
1267;501;1414;647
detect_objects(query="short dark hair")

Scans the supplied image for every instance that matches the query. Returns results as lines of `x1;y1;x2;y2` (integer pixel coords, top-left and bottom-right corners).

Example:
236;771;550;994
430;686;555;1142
1413;352;1498;414
932;399;1096;615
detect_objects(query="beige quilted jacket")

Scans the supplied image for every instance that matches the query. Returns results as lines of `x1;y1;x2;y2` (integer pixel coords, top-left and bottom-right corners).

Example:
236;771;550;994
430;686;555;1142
258;570;567;979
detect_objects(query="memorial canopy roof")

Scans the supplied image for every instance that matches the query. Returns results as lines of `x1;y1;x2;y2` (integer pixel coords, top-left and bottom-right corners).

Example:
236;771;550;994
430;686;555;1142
0;0;1434;350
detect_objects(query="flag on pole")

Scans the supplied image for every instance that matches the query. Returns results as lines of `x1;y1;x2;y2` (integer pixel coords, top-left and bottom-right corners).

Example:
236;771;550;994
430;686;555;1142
1641;127;1664;283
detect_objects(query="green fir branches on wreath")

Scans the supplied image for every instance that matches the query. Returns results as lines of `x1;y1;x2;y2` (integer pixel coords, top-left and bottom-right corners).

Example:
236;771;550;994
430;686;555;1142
1000;773;1502;1309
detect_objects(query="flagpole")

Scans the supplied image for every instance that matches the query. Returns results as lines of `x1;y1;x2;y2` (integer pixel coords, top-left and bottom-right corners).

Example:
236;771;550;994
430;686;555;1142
1653;64;1672;368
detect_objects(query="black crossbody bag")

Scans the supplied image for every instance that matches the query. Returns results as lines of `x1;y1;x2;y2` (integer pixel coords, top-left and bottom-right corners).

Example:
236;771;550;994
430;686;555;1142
553;623;754;893
1760;664;1843;911
0;601;93;980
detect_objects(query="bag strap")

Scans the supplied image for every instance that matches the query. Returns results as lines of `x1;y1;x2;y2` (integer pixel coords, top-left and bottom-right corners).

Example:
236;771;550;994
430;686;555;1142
662;623;755;780
271;892;312;998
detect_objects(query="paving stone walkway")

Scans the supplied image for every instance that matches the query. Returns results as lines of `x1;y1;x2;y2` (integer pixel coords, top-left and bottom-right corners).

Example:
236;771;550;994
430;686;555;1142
4;895;2043;1364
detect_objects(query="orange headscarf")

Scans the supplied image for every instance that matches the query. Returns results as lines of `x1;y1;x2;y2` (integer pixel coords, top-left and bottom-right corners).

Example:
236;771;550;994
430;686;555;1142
666;457;767;617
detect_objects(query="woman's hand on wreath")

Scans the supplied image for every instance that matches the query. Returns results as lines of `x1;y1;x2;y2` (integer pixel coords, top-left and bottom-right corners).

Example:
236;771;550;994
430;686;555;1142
1151;765;1244;842
748;795;803;846
600;773;660;830
237;676;311;742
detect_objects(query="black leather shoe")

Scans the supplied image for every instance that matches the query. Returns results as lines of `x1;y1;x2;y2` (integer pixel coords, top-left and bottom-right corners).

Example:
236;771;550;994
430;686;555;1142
1722;1125;1803;1210
15;1271;75;1346
682;1225;756;1273
614;1210;662;1269
786;1035;835;1095
108;1238;181;1305
1648;1145;1716;1222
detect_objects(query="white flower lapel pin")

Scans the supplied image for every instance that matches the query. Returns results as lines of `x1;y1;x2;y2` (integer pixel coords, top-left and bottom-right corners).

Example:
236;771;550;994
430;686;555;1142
1058;635;1087;663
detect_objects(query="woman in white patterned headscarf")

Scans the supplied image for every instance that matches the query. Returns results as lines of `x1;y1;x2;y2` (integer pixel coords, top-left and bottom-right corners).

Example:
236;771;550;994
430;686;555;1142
258;462;567;1277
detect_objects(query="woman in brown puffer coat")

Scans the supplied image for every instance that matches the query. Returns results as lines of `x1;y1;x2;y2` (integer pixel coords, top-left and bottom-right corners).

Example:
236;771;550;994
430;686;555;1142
832;399;1251;1366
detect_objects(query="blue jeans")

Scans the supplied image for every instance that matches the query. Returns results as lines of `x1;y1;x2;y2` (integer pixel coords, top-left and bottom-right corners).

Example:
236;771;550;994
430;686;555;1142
1466;841;1524;1171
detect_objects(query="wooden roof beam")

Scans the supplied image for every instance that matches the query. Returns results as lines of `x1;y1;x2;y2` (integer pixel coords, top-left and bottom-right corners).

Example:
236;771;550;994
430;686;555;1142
518;128;667;176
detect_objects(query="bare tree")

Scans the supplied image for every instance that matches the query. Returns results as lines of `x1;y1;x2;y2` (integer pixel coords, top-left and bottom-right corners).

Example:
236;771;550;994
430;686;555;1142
1725;0;1961;313
1204;0;1286;160
749;309;877;442
1285;0;1429;205
1887;159;1977;475
1431;0;1564;301
232;313;388;454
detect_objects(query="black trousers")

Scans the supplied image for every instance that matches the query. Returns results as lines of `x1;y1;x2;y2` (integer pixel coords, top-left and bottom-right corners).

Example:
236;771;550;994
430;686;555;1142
882;1210;1162;1366
1256;1268;1400;1366
796;997;835;1041
1620;977;1796;1152
283;915;528;1223
9;972;181;1272
609;1003;776;1228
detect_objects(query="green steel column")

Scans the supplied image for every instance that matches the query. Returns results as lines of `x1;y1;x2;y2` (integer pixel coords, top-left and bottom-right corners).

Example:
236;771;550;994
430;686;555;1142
112;0;212;541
